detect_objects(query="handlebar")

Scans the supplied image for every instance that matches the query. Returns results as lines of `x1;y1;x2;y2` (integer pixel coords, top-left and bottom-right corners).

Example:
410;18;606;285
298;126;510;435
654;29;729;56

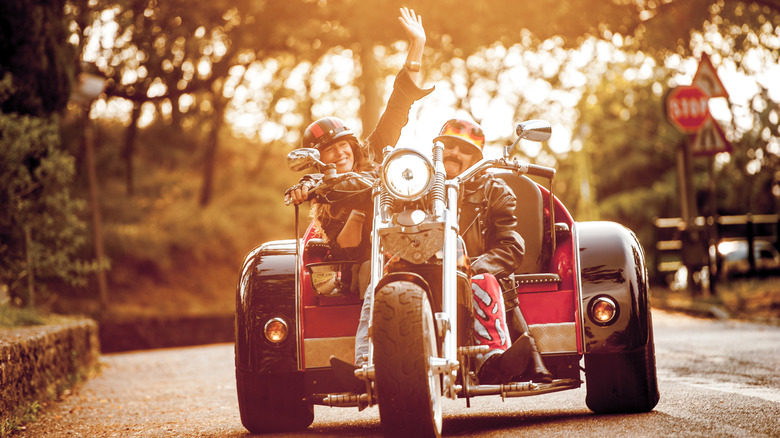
285;171;375;205
454;158;556;185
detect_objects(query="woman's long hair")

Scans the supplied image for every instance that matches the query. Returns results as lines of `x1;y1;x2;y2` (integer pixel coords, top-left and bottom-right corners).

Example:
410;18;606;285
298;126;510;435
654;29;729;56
313;138;376;242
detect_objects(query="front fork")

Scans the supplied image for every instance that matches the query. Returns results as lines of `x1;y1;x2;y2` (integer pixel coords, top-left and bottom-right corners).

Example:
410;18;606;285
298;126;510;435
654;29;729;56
356;181;463;403
438;180;461;397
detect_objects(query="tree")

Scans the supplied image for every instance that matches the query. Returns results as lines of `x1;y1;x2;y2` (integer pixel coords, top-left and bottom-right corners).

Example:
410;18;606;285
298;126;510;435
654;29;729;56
0;0;91;306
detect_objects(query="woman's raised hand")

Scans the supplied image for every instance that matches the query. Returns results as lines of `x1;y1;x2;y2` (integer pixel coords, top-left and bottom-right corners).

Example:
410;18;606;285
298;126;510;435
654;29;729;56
398;7;425;46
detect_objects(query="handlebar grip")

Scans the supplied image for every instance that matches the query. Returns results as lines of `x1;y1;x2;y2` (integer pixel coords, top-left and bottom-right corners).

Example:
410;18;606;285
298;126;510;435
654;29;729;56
525;164;556;179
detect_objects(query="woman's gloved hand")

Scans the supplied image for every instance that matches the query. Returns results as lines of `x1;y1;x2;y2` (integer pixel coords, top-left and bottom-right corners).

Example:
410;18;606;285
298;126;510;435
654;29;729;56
284;174;322;205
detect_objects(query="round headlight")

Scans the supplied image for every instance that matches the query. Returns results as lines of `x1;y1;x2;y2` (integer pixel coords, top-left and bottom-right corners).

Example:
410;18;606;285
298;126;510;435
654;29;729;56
589;296;618;325
381;148;434;201
264;317;289;344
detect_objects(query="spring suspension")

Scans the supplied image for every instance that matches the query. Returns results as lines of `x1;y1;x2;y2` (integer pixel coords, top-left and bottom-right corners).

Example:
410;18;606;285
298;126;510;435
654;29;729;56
380;185;392;212
380;146;394;213
431;142;445;206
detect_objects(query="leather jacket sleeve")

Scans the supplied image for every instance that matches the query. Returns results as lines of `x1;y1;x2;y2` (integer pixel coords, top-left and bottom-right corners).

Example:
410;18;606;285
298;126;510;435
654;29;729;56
365;69;434;160
315;172;377;262
462;175;525;278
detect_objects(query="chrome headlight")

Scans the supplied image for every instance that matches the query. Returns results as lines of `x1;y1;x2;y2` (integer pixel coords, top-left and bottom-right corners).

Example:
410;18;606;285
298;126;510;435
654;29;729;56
381;148;434;201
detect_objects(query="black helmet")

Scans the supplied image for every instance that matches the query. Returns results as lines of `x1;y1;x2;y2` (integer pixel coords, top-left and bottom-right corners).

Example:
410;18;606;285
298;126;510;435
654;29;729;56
301;117;357;150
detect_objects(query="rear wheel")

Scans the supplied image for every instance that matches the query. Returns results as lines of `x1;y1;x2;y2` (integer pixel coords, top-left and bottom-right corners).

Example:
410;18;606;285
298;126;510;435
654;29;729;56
236;370;314;433
584;326;660;414
373;282;442;438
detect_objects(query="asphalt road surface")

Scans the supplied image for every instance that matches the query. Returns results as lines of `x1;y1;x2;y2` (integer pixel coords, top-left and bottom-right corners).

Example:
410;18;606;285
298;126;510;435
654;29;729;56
15;309;780;437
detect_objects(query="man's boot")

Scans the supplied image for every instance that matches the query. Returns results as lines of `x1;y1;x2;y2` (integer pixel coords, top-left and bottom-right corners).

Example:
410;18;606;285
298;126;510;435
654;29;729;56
476;334;532;384
506;307;553;383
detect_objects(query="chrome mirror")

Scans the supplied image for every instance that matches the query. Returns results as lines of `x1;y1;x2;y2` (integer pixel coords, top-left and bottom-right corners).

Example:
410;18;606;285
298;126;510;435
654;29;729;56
287;148;323;172
516;119;552;142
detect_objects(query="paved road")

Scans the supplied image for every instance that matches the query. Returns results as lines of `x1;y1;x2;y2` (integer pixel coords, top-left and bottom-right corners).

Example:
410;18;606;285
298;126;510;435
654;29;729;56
16;309;780;437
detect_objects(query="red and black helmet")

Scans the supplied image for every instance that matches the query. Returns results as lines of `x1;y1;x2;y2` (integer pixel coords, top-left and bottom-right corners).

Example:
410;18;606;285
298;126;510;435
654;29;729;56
434;118;485;158
301;117;357;150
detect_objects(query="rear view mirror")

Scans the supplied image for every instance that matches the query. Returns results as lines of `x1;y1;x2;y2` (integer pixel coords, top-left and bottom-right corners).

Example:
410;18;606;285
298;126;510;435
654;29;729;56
516;120;552;142
287;148;323;172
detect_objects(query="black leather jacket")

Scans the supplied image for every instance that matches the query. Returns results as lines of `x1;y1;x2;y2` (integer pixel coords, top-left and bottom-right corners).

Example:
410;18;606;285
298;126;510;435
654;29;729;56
317;69;433;261
319;171;525;279
459;174;525;279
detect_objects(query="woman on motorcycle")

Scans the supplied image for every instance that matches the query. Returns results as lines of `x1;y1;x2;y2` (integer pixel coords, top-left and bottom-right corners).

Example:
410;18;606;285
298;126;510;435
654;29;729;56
287;12;547;387
286;7;432;264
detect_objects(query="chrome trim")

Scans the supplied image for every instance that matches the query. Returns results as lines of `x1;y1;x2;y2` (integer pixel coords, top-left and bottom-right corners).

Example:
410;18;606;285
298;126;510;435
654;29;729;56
573;222;586;354
442;181;459;380
589;296;618;325
263;317;289;344
294;212;303;370
380;148;435;201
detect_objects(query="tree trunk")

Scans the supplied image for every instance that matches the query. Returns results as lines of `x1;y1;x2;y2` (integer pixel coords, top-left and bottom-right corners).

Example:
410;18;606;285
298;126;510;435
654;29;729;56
358;43;380;135
82;107;109;309
199;97;226;207
123;103;141;196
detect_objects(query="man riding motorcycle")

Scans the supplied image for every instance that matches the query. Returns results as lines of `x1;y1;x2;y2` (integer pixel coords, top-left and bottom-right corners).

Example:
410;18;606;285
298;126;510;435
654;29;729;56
293;117;552;386
436;118;552;384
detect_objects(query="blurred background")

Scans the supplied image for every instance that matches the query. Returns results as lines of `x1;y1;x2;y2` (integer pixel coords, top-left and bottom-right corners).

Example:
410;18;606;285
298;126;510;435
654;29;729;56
1;0;778;324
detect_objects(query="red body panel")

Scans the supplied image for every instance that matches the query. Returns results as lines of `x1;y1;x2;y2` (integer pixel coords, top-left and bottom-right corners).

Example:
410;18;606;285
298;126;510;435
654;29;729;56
297;183;584;353
299;222;362;340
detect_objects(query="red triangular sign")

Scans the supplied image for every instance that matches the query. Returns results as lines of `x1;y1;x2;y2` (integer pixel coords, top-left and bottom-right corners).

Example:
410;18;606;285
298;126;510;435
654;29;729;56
693;53;729;99
691;117;733;156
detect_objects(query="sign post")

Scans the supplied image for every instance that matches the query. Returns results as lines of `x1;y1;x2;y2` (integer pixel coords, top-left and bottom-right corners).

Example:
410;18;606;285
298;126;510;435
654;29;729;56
665;54;731;295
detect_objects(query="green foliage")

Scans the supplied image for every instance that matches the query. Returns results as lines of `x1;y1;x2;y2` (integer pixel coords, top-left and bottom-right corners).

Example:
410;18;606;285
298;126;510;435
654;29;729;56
87;120;298;271
0;75;91;303
21;0;773;312
0;305;46;328
1;400;41;437
558;50;687;250
0;0;74;116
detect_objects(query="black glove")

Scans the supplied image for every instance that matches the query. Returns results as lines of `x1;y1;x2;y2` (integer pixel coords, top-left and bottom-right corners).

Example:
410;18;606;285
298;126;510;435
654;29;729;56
284;174;323;203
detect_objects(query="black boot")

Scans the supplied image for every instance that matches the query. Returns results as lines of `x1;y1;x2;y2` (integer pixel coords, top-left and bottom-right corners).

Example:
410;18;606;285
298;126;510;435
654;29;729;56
330;356;365;393
506;307;553;383
476;335;532;384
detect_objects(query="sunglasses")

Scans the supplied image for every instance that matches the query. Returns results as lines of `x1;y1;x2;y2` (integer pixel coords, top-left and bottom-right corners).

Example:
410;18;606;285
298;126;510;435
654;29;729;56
442;139;477;156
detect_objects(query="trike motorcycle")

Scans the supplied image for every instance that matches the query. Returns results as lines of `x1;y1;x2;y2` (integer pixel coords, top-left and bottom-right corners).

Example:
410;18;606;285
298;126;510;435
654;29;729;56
235;120;660;437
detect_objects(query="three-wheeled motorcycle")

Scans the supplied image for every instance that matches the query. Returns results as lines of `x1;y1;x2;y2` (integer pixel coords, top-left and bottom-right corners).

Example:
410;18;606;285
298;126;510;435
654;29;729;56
235;120;659;437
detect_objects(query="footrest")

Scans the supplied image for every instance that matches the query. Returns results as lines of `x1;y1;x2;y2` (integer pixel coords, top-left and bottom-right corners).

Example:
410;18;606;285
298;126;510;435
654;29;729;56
458;345;490;358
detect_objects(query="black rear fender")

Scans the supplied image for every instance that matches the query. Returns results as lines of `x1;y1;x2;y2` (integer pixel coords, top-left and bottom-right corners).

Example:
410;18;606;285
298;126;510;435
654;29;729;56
576;221;652;354
235;240;299;374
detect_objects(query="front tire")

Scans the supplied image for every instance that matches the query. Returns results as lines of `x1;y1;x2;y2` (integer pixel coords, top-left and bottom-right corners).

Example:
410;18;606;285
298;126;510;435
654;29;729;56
584;327;660;414
373;282;442;438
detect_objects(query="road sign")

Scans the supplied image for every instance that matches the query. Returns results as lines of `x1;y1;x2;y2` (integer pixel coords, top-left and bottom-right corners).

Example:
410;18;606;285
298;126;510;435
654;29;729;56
693;53;729;98
666;85;710;133
691;117;733;156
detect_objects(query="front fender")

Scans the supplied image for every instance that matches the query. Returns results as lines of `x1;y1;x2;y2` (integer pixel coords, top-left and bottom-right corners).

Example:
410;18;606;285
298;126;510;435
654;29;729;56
576;221;651;354
235;239;299;374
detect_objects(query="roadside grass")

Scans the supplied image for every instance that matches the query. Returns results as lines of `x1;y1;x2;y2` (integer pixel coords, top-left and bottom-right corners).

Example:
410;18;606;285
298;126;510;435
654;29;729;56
1;400;41;437
653;275;780;322
0;305;85;329
713;276;780;321
0;305;46;328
